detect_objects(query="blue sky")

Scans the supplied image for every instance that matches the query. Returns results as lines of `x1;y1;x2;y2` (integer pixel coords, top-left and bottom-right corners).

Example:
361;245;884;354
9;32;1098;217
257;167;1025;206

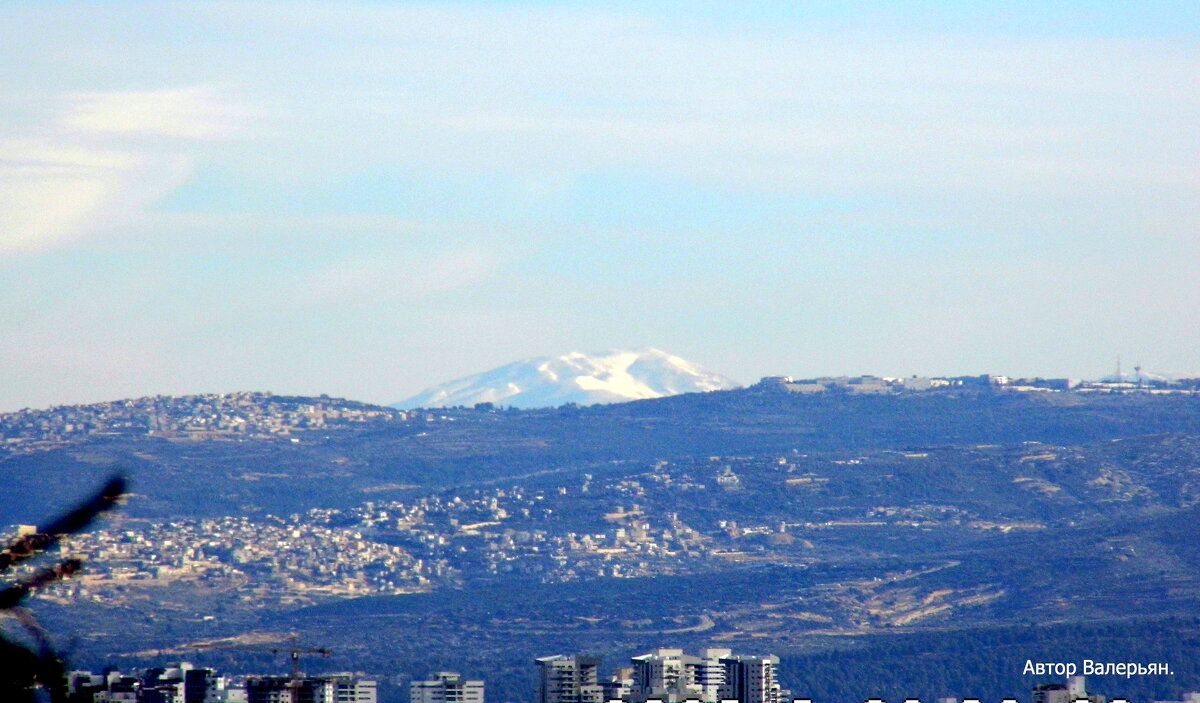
1;2;1197;411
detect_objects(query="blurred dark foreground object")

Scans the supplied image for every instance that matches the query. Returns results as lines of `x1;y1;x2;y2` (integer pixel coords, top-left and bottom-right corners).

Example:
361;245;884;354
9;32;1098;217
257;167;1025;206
0;476;126;703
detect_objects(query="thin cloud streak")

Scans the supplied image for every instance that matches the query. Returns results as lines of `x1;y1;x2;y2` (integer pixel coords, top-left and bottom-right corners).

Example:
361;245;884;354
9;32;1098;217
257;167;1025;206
63;86;252;140
0;85;251;253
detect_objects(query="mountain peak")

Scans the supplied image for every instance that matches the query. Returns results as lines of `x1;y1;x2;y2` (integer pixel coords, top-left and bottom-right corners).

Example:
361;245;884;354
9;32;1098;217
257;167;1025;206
395;349;739;409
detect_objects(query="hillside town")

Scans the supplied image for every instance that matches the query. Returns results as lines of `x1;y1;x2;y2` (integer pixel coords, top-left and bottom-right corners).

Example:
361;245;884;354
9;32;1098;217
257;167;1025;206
0;392;410;457
3;371;1197;459
25;446;1059;614
44;467;755;607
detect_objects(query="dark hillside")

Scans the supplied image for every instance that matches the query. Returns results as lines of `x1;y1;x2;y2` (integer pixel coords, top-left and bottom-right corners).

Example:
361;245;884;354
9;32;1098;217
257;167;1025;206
4;390;1200;525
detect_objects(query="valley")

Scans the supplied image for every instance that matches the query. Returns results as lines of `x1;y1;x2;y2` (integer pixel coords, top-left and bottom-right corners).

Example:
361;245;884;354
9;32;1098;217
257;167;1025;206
6;386;1200;702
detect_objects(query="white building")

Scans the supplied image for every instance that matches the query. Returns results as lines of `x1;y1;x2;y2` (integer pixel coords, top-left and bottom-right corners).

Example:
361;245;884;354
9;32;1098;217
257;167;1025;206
245;674;376;703
718;654;783;703
536;655;603;703
410;672;484;703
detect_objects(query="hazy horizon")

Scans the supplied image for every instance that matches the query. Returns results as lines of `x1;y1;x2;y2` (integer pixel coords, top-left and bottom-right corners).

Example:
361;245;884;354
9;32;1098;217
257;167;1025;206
1;344;1189;413
2;2;1197;412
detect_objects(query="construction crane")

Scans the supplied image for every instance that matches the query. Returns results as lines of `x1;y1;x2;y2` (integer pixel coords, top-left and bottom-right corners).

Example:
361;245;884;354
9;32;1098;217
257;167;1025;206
191;634;331;703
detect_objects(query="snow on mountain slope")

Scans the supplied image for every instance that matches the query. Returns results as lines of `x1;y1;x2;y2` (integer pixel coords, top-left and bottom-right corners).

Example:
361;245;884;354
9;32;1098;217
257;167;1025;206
394;348;739;409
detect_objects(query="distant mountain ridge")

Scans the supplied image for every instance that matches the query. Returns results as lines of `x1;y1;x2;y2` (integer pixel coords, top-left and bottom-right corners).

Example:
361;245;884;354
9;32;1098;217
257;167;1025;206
394;348;739;409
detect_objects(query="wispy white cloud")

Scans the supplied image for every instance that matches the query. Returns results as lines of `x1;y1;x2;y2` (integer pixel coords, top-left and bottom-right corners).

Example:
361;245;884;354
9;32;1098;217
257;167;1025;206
63;86;250;140
0;139;192;253
0;86;250;253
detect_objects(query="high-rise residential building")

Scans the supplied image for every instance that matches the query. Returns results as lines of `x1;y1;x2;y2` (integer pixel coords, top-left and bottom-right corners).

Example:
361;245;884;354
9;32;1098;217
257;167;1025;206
71;662;234;703
538;649;785;703
630;648;697;702
536;655;603;703
693;648;732;702
718;655;783;703
626;648;733;703
411;672;485;703
326;674;377;703
245;675;376;703
601;668;634;703
246;677;326;703
182;663;225;703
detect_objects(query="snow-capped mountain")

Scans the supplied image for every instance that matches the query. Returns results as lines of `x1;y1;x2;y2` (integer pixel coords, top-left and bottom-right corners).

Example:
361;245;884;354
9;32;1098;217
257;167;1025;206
395;348;739;409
